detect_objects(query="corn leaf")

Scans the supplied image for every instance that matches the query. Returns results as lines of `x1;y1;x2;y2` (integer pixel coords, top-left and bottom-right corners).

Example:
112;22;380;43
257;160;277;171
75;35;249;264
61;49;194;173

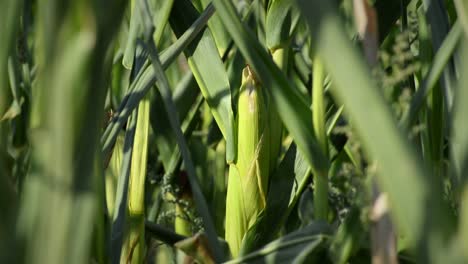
198;0;231;55
453;3;468;189
295;0;442;246
152;0;174;46
0;0;22;262
400;21;462;129
226;223;331;264
17;2;126;263
123;1;141;69
265;0;299;50
136;0;224;260
169;0;236;163
150;71;199;168
211;0;329;177
421;0;455;112
110;113;137;264
101;4;214;160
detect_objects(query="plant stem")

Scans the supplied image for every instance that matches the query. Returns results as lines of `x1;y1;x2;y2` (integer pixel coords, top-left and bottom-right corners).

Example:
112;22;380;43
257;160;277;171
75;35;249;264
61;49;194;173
312;55;329;221
123;93;150;263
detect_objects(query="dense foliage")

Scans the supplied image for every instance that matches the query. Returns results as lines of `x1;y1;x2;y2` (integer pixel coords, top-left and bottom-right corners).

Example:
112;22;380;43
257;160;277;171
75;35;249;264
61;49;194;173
1;0;468;263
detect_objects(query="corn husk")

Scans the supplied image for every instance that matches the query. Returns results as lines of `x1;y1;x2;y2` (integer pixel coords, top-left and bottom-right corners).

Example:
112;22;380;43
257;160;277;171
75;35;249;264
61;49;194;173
225;66;282;257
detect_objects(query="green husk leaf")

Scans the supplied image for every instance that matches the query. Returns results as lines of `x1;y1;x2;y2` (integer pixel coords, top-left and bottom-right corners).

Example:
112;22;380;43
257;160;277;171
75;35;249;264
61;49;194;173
240;144;298;255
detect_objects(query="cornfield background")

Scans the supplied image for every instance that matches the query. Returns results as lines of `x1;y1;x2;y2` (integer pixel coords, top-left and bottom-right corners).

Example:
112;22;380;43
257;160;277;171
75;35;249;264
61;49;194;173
2;0;468;263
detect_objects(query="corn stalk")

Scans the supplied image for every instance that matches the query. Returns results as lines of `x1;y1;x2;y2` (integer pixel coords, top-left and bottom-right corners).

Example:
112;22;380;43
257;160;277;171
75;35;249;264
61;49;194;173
122;94;150;263
311;55;329;221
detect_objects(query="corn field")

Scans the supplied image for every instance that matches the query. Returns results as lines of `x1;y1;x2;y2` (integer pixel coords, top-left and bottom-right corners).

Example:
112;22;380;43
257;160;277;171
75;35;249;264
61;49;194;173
2;0;468;263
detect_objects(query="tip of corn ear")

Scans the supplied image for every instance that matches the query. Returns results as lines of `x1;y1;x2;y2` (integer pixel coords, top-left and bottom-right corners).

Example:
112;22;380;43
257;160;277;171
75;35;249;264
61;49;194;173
243;65;260;85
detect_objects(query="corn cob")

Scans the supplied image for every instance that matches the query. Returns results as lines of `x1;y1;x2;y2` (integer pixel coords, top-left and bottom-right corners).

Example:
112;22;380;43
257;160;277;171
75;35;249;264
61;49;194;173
225;66;282;257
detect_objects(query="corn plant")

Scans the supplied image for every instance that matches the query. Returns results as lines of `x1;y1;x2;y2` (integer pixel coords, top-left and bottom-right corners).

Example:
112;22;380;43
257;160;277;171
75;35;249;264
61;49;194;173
3;0;468;263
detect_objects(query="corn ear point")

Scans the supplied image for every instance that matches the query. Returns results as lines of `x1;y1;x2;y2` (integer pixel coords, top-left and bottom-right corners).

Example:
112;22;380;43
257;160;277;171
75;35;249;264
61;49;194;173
237;68;269;217
225;67;274;257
